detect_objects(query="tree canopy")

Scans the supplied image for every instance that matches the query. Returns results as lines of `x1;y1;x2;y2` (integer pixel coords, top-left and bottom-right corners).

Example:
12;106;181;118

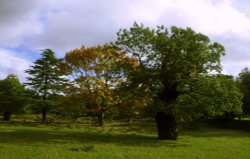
115;23;241;139
116;23;226;112
176;74;242;121
237;67;250;115
0;74;26;120
64;44;138;125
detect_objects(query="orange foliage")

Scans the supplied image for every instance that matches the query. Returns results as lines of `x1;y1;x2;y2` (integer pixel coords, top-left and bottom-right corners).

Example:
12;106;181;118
64;44;139;117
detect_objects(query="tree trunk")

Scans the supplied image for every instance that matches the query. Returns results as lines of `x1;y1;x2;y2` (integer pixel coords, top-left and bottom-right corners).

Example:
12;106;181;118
155;84;180;140
42;108;46;123
155;112;179;140
98;111;104;126
3;112;11;121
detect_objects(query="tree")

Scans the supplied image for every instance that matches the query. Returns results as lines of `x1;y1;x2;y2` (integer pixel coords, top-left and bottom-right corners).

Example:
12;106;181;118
25;49;68;123
0;75;26;120
237;67;250;115
176;75;242;121
65;44;137;125
115;23;226;140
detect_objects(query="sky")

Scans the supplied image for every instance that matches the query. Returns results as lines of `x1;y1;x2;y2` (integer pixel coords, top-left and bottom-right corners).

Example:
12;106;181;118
1;0;250;82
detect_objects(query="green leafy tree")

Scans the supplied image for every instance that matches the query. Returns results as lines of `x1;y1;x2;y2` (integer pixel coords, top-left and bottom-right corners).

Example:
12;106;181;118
0;74;26;120
176;75;242;121
25;49;68;123
115;23;226;140
237;67;250;115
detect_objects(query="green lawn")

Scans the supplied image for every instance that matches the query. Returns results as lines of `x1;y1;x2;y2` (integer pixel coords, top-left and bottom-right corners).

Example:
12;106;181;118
0;121;249;159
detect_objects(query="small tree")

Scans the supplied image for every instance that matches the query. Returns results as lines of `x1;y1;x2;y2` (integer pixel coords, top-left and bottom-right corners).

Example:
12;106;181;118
237;67;250;115
25;49;68;123
0;75;26;120
176;75;243;121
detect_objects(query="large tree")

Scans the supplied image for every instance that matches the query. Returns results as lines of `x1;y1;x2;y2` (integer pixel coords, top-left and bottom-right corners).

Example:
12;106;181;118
25;49;68;123
115;23;227;140
0;75;26;120
65;44;137;125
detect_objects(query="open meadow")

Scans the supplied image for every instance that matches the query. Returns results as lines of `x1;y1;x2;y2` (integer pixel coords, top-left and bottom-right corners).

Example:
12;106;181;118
0;118;249;159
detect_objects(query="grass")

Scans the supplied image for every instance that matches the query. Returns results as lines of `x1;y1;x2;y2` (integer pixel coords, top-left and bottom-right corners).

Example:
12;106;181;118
0;120;249;159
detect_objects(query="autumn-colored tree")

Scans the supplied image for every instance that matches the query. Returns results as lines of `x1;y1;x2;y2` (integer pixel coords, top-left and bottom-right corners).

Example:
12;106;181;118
65;44;138;125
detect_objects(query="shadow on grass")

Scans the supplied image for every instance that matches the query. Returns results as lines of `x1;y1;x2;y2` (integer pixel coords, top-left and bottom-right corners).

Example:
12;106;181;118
0;127;188;148
181;120;250;138
69;145;96;152
182;128;250;138
212;120;250;132
1;120;249;148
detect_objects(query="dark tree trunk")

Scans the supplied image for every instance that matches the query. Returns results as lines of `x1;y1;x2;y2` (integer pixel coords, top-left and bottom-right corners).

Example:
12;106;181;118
98;111;104;126
160;83;179;101
3;112;11;121
42;108;46;123
155;83;180;140
155;112;178;140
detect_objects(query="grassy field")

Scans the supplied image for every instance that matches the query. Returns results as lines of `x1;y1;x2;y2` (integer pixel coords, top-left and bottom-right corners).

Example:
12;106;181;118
0;120;249;159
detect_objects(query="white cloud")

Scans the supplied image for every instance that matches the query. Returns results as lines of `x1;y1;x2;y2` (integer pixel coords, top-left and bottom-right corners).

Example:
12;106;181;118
27;0;130;53
25;0;250;52
0;0;44;47
222;60;250;77
1;0;250;76
151;0;250;39
0;49;31;82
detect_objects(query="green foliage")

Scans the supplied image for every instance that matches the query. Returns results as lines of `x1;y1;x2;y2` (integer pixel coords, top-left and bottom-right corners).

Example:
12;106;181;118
116;23;228;120
25;49;67;96
176;75;243;121
237;67;250;115
0;75;26;120
25;49;68;122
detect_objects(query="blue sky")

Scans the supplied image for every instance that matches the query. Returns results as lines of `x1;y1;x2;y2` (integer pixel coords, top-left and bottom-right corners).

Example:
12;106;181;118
1;0;250;82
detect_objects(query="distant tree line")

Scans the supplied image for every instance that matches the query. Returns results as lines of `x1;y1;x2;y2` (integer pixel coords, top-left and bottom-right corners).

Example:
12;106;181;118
0;23;249;140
